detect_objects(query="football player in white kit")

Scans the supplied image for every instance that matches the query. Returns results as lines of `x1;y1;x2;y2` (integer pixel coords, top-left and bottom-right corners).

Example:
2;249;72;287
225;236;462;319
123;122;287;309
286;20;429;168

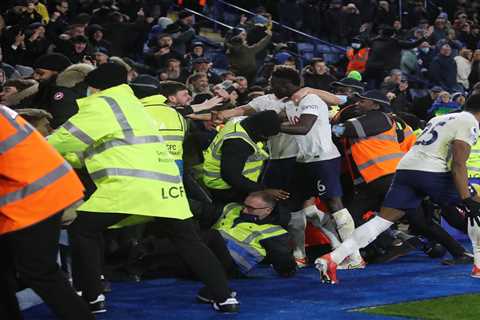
269;66;364;268
216;72;347;262
316;94;480;284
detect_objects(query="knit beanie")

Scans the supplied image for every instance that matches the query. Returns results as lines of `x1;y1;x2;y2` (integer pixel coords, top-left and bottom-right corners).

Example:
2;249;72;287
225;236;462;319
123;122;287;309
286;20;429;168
130;75;161;99
33;53;72;72
85;63;127;90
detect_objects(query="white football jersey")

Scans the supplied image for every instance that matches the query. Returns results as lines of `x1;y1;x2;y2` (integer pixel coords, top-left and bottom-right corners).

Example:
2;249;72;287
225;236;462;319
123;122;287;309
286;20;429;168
285;94;340;163
248;94;298;159
398;111;479;172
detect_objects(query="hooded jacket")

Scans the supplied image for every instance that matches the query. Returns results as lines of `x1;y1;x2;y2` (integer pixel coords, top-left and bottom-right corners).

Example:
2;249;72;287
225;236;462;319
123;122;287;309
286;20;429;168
4;79;39;108
47;63;94;128
428;55;458;92
366;35;425;72
226;34;271;79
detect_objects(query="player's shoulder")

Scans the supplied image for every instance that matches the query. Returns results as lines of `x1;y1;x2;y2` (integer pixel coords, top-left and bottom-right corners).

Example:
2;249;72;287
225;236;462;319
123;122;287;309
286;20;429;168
454;111;477;124
300;93;325;104
256;93;272;101
439;111;473;121
249;94;282;109
299;94;327;111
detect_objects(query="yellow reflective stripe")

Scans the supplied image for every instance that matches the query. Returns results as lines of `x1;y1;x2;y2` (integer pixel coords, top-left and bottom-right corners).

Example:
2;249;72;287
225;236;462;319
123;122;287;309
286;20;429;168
204;165;262;178
243;226;285;244
220;203;241;221
84;135;164;159
63;121;95;145
203;171;221;178
211;133;255;160
223;131;251;140
242;165;263;176
468;166;480;173
162;135;184;141
0;162;71;207
100;96;134;137
90;168;181;184
357;153;404;171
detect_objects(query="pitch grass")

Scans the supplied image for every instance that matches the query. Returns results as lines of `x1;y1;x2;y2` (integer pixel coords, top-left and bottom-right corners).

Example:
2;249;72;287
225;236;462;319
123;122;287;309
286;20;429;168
358;293;480;320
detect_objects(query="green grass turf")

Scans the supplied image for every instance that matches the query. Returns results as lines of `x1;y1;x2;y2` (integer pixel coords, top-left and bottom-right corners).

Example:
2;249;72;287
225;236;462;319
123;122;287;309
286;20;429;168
358;294;480;320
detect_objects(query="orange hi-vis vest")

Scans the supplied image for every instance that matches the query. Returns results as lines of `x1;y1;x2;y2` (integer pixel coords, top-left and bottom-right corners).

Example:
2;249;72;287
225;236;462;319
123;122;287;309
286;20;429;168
0;105;84;235
350;123;404;183
397;123;416;153
346;48;369;74
177;0;206;6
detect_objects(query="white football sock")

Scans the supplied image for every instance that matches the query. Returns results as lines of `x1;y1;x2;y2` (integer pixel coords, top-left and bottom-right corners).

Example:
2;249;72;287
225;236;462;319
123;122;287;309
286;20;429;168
330;216;393;264
331;208;363;262
468;221;480;268
332;208;355;241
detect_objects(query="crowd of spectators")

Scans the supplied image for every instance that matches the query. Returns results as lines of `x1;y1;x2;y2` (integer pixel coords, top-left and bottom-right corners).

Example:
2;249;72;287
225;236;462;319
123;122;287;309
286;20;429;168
216;0;480;121
1;0;480;124
2;0;480;315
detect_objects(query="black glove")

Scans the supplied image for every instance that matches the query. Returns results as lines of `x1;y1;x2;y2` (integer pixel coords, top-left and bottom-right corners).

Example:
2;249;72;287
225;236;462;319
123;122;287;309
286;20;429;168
462;197;480;227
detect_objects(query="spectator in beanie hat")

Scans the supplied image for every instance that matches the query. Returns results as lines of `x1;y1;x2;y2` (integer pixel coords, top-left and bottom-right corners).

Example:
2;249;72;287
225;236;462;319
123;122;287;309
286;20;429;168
31;53;71;108
85;62;128;91
68;35;93;64
109;56;139;82
93;47;110;65
192;57;222;84
87;24;111;52
33;53;71;83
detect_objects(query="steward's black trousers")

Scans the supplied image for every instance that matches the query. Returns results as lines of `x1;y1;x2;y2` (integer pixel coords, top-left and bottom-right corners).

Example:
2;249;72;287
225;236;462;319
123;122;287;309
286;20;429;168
0;213;93;320
68;212;232;302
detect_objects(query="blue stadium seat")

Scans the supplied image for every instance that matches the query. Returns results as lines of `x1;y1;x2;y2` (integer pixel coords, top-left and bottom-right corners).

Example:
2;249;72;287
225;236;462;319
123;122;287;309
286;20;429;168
208;51;230;70
409;88;429;99
296;42;315;64
297;42;315;54
315;44;344;64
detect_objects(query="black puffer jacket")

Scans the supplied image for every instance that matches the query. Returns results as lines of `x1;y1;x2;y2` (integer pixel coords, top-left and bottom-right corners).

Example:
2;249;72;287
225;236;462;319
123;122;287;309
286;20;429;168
366;36;425;72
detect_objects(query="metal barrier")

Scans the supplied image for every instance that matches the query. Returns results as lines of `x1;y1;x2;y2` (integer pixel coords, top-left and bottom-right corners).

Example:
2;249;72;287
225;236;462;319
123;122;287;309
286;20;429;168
182;7;233;30
210;0;346;66
215;0;346;51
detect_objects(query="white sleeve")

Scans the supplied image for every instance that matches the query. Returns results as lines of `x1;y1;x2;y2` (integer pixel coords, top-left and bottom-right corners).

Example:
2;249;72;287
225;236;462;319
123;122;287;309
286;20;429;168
248;95;269;112
454;117;479;146
299;94;325;116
